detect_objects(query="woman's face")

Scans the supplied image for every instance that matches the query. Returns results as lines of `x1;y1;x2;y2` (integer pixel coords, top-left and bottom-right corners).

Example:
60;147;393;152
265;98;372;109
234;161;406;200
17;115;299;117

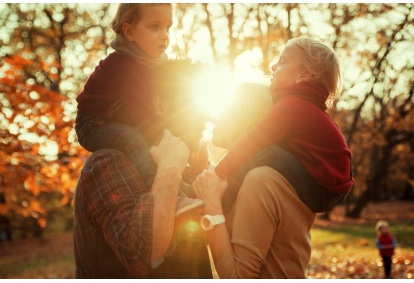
270;43;306;92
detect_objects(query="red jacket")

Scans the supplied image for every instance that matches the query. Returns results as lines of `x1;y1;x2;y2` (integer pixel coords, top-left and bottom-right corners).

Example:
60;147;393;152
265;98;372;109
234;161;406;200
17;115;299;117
215;82;354;193
377;233;395;256
76;52;156;129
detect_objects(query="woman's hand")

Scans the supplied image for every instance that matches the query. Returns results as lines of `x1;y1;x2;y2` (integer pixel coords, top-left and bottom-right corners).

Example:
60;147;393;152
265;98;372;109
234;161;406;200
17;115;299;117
193;164;228;214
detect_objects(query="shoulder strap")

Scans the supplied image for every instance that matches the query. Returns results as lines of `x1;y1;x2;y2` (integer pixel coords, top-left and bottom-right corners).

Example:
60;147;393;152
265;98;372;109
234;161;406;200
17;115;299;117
102;98;123;118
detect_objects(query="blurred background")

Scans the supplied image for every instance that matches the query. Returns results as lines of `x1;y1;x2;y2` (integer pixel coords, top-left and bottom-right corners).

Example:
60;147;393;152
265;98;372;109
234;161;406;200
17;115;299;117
0;3;413;279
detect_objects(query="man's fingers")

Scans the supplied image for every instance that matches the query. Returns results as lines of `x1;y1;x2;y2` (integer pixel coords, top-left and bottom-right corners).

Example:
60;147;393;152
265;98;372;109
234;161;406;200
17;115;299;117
163;128;172;138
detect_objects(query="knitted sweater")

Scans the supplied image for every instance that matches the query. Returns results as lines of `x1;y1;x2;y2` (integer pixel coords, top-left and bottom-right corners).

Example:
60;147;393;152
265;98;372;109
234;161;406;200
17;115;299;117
376;233;396;257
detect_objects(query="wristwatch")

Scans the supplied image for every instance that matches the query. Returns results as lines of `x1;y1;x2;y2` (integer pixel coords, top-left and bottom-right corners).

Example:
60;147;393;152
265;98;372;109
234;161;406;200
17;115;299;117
200;215;226;231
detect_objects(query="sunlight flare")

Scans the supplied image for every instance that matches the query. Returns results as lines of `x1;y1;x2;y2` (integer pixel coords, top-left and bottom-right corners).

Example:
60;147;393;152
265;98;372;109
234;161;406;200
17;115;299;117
192;66;236;118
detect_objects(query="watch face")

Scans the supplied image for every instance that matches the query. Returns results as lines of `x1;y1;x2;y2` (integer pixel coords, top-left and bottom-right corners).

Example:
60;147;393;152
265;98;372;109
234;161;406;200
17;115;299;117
201;216;211;230
201;215;225;232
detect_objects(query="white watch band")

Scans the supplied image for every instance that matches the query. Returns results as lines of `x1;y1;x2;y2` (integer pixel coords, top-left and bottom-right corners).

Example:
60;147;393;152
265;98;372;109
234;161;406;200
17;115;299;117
201;214;225;231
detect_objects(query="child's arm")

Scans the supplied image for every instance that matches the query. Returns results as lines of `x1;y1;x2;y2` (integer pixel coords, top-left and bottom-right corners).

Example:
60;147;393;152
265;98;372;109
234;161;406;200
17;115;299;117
375;238;384;249
376;238;396;249
215;101;292;180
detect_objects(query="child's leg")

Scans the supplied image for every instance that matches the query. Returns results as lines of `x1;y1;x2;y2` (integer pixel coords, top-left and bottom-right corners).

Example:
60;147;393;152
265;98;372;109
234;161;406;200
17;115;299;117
75;111;156;189
382;255;392;278
75;110;103;152
221;146;347;213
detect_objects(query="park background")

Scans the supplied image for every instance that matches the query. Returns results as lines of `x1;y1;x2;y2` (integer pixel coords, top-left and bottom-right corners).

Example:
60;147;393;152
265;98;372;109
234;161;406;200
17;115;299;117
0;3;413;279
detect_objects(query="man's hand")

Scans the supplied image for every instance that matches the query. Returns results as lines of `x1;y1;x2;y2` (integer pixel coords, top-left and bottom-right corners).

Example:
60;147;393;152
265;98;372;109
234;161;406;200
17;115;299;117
193;164;228;215
150;129;190;261
150;129;190;174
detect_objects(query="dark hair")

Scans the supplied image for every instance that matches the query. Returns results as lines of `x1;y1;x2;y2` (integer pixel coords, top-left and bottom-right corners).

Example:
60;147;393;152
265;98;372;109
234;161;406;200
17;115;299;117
152;59;210;151
152;59;207;108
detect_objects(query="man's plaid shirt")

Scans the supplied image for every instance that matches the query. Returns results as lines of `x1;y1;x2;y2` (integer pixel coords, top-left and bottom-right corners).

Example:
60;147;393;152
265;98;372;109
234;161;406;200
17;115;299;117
74;148;154;278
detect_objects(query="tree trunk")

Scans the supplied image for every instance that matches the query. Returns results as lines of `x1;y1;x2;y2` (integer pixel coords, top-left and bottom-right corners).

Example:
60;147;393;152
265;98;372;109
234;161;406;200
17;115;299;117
346;183;372;218
347;143;392;218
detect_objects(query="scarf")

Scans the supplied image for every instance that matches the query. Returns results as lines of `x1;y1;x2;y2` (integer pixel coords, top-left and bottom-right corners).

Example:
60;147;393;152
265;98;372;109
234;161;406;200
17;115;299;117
272;81;329;110
110;35;168;68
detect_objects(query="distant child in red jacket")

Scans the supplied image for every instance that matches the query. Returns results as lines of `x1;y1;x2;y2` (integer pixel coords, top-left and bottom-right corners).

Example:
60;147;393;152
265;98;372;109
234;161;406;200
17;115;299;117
375;220;396;279
214;37;355;213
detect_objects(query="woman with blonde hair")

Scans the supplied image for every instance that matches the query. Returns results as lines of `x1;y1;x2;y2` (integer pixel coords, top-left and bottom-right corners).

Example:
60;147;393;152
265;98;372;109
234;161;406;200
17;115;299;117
214;37;353;214
193;37;354;278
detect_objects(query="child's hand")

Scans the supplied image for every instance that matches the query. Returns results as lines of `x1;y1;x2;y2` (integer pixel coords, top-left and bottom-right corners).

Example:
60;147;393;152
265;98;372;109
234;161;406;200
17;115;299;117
183;140;209;182
193;164;228;214
150;129;190;174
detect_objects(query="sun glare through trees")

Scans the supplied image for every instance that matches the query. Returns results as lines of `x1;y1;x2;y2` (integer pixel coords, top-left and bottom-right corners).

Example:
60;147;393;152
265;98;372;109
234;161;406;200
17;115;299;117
0;3;413;250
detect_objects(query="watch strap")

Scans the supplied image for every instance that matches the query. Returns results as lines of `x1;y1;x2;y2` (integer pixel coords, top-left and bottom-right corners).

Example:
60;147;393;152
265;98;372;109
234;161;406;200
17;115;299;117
210;215;225;226
201;214;225;231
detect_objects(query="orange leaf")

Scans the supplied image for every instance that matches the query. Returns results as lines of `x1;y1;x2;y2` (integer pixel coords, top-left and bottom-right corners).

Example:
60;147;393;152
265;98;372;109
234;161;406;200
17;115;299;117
38;217;47;228
41;165;58;178
60;195;69;206
0;150;11;165
29;200;46;214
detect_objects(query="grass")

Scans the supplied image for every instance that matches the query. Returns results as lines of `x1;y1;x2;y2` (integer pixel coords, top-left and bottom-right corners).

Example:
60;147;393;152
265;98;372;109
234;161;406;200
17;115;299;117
311;219;414;249
0;232;75;279
1;255;74;278
1;208;413;279
308;219;414;279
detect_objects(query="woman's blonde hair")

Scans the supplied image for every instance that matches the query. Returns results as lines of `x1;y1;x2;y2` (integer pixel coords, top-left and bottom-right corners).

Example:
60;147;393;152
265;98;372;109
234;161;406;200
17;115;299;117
287;38;342;107
111;4;172;37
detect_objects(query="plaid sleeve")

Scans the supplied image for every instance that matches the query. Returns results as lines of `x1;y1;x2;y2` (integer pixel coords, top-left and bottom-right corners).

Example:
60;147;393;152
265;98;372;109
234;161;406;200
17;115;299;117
78;149;153;277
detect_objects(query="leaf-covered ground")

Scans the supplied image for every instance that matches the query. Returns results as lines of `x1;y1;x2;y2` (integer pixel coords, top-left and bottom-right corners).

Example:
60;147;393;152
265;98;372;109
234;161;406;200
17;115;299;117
308;233;414;279
308;201;414;279
0;201;413;279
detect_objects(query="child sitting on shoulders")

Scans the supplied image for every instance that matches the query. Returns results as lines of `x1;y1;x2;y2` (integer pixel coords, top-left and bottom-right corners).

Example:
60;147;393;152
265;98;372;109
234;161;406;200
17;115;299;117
214;37;355;214
76;4;204;212
76;4;172;189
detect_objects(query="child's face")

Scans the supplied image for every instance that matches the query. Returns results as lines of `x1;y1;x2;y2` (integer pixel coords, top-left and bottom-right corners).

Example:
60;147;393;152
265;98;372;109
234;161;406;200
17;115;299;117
124;5;173;58
270;43;308;91
380;225;389;234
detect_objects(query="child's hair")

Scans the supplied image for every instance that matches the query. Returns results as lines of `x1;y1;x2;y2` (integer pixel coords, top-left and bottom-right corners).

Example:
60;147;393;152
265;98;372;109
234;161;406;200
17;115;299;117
111;4;172;37
286;37;342;108
375;220;389;233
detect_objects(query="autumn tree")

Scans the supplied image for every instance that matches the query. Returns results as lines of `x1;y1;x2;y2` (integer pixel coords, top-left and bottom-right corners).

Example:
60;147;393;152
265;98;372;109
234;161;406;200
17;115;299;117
172;3;414;218
173;3;303;73
1;3;413;237
328;4;414;218
0;3;115;236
